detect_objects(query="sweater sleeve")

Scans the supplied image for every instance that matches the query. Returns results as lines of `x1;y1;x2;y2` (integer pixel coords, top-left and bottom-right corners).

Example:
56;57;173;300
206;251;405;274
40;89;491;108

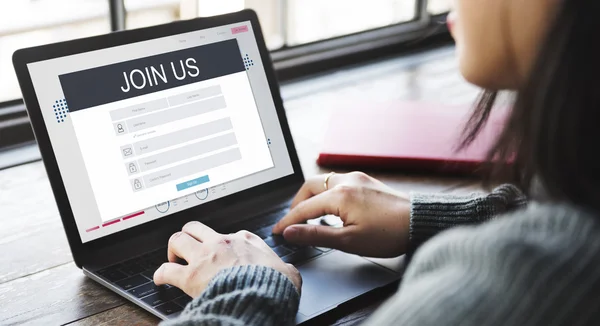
408;183;526;254
162;265;299;326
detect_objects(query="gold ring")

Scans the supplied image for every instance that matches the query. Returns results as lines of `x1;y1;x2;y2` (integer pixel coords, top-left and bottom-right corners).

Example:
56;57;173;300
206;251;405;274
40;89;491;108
324;172;335;191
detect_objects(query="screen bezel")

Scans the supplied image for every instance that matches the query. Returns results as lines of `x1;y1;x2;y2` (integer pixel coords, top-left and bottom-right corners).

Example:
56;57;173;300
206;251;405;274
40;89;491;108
12;9;304;267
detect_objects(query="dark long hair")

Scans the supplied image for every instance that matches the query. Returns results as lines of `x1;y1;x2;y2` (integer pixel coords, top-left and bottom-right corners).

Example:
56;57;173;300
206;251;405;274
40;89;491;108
460;0;600;210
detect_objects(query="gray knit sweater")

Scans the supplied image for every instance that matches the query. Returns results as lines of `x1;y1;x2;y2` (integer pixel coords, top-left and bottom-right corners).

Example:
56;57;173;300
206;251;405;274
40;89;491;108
164;184;600;325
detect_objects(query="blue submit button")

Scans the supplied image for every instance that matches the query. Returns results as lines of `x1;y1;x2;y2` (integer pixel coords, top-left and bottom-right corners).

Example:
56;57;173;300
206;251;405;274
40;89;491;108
176;175;210;191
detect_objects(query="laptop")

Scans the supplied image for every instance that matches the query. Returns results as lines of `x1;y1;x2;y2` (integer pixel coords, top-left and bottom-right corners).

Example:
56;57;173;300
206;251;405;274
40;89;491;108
12;9;402;324
317;101;507;175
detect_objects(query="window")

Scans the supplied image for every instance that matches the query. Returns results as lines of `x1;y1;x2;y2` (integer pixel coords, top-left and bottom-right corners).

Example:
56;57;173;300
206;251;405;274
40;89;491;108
0;0;110;103
0;0;451;159
123;0;431;50
285;0;416;46
123;0;286;50
428;0;453;14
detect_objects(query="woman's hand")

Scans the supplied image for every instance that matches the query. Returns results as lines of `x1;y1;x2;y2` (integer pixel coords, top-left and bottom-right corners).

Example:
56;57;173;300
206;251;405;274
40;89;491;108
272;172;411;258
154;221;302;298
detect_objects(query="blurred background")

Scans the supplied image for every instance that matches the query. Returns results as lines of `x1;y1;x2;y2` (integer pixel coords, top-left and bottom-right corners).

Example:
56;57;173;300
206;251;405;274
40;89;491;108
0;0;451;103
0;0;453;168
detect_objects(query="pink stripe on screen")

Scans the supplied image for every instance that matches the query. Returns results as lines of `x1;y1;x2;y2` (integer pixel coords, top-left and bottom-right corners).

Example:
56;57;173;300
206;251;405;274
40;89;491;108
102;219;121;227
123;211;145;220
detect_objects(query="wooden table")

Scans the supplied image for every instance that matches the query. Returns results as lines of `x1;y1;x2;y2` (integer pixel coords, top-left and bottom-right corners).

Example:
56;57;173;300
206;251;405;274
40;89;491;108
0;45;483;325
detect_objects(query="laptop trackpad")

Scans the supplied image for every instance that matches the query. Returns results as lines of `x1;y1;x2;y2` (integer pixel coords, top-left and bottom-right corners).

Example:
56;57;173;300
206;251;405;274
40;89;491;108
297;250;399;318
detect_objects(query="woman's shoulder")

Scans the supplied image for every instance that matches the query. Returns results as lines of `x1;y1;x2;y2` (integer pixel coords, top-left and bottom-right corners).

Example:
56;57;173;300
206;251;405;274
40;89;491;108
434;201;600;248
495;201;600;235
399;202;600;325
408;201;600;281
376;205;600;326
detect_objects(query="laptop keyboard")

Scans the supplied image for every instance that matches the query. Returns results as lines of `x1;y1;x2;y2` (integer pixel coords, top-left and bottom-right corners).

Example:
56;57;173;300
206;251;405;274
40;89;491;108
95;207;331;316
97;248;190;316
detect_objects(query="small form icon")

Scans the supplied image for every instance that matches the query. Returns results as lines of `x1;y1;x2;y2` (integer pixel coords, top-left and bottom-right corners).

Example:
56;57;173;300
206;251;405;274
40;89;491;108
123;148;132;156
155;201;170;213
133;179;142;190
195;188;209;200
128;163;137;173
117;124;125;133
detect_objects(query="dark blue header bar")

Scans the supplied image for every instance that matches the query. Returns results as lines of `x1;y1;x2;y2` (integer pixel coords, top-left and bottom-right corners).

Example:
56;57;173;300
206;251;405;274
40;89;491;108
59;39;245;112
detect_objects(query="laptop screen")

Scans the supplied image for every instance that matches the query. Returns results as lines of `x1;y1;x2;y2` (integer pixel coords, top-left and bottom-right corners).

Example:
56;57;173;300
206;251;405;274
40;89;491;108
26;21;294;243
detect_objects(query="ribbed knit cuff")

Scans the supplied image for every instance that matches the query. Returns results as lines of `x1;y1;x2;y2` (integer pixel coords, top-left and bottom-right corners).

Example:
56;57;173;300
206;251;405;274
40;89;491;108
176;265;299;325
408;184;526;255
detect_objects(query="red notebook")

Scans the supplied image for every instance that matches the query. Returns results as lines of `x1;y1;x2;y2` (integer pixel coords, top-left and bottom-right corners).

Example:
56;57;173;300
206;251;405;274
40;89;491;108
317;101;508;175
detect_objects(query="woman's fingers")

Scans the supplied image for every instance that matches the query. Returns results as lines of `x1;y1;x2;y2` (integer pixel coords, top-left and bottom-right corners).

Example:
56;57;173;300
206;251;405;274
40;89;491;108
273;189;342;234
153;262;187;288
289;177;321;209
290;173;341;208
182;221;219;243
282;224;349;250
167;231;202;263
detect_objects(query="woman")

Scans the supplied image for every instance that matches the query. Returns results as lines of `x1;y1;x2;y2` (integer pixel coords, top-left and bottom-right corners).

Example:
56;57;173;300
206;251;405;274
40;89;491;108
155;0;600;324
